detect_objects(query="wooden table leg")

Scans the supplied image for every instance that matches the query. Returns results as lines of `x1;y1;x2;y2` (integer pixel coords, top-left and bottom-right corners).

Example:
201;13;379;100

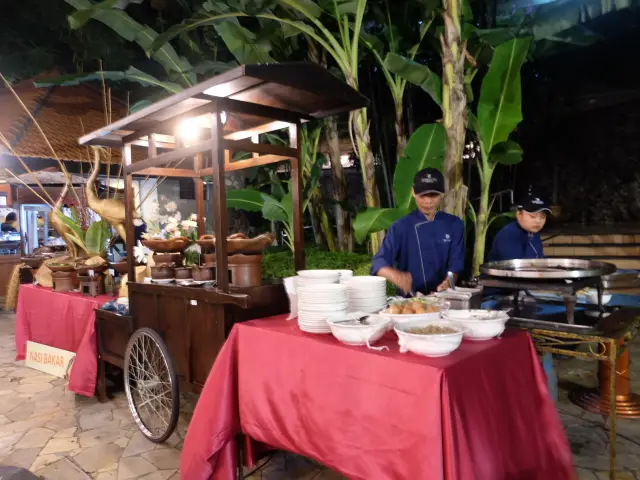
96;357;108;403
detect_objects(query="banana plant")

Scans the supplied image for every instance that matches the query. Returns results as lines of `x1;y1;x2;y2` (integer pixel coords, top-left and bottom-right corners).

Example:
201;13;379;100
55;214;113;256
353;122;446;243
225;130;325;252
150;0;385;252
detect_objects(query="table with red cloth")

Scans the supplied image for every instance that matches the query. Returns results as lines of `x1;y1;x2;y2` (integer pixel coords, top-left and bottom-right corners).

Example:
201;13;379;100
15;284;113;397
181;315;576;480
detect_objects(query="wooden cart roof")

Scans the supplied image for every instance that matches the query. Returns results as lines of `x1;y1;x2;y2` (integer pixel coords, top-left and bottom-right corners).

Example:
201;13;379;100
79;63;369;148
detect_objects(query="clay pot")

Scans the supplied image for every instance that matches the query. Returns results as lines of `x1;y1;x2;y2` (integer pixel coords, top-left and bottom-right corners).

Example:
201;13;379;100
152;253;182;266
21;257;44;269
174;267;192;279
142;237;192;253
201;253;216;265
150;265;175;280
191;266;213;282
37;246;55;254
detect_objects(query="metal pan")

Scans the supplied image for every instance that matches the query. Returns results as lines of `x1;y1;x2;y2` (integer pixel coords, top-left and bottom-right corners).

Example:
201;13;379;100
480;258;616;280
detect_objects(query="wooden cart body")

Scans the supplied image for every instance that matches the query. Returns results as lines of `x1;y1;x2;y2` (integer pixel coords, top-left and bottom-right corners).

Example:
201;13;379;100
83;63;368;401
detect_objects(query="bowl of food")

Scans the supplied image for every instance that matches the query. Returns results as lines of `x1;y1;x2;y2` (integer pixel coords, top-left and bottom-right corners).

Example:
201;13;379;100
442;309;509;341
379;297;448;326
394;321;464;357
326;312;391;346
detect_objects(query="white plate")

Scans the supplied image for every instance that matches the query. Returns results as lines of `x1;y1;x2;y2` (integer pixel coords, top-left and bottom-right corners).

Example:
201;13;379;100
299;303;349;312
297;270;341;279
151;278;175;284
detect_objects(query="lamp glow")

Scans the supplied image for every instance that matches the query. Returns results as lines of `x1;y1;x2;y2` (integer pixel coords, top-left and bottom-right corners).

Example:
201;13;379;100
178;118;200;143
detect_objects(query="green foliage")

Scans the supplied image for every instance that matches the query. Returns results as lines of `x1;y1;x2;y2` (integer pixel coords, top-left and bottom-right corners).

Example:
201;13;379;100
490;140;523;166
353;123;446;243
84;220;112;255
34;67;183;93
477;37;531;154
384;53;442;107
262;247;372;279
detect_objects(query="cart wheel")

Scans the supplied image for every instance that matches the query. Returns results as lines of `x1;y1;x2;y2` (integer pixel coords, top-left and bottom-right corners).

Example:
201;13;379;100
124;327;179;443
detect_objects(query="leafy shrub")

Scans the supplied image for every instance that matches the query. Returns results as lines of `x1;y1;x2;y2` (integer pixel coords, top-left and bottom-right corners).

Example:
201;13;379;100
262;247;396;295
262;247;372;278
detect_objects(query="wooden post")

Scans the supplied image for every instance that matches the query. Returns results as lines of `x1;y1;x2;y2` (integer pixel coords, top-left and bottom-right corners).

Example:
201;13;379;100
194;153;205;237
122;143;136;282
211;105;229;291
290;123;305;271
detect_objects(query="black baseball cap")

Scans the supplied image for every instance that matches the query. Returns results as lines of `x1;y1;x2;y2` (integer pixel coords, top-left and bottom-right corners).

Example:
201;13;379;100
515;194;551;213
413;168;444;196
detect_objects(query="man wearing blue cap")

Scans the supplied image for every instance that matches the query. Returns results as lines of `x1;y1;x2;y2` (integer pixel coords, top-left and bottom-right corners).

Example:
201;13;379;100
487;192;558;401
487;193;551;263
371;168;464;296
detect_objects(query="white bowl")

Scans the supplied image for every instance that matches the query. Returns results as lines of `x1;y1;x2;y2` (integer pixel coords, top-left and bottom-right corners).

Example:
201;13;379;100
442;310;508;341
394;320;464;357
326;313;391;346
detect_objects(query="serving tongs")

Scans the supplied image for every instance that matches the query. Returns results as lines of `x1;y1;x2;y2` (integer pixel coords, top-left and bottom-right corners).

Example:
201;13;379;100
332;315;370;325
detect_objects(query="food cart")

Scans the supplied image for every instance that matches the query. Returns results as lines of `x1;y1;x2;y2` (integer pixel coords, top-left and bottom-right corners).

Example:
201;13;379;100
79;63;368;442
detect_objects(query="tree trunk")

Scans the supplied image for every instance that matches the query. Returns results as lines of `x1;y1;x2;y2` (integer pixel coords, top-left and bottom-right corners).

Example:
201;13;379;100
441;0;468;219
395;102;407;163
472;180;490;277
325;116;353;252
310;190;337;251
351;107;384;252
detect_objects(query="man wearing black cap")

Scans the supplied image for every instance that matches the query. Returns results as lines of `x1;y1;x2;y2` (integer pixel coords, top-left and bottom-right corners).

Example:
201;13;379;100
371;168;464;295
487;193;551;263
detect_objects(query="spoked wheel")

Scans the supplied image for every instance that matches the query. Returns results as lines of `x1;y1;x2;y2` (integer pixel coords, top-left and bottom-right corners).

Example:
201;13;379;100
124;328;179;443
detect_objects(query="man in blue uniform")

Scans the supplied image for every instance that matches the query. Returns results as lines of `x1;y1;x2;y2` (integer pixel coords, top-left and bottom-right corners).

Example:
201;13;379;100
487;192;558;400
487;193;550;263
371;168;464;295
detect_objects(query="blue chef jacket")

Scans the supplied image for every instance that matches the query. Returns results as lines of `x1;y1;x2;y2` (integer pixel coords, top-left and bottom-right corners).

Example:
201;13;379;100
487;221;544;262
371;210;465;295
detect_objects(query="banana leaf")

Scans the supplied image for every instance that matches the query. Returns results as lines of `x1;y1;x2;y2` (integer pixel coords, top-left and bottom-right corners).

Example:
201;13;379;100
34;67;183;93
477;37;531;153
55;212;85;242
226;189;266;211
214;18;276;63
384;53;442;107
85;220;112;255
393;123;446;211
64;0;196;87
489;140;523;166
353;208;406;244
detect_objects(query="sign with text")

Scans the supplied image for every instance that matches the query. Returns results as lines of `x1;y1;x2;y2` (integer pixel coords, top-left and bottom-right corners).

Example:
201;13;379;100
25;341;76;379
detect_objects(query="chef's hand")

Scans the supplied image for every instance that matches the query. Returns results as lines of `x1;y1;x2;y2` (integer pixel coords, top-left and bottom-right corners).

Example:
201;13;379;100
393;271;413;295
436;278;450;292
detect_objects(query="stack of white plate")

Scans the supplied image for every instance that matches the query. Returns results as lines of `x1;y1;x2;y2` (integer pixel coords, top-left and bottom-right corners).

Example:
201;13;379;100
346;276;388;313
297;284;348;333
295;269;340;290
336;269;354;284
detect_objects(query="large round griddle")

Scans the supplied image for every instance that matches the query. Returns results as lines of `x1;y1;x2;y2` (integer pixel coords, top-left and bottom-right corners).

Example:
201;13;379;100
480;258;617;280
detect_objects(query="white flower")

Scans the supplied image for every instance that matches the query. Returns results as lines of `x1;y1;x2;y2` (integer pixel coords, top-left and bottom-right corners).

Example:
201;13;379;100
190;213;198;221
145;209;159;222
165;223;178;233
165;201;178;213
173;230;183;238
133;218;143;227
186;243;202;254
134;241;150;264
181;220;198;230
174;211;182;222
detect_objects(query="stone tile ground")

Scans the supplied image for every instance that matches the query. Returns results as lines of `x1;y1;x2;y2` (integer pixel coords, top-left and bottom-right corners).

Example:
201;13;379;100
0;310;638;479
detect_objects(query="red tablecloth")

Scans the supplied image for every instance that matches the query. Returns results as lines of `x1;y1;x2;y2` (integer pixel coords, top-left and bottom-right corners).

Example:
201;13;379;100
181;315;575;480
15;284;113;397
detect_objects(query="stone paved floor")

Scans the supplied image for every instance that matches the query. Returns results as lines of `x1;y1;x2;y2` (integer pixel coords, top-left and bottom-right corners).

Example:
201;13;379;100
0;310;639;479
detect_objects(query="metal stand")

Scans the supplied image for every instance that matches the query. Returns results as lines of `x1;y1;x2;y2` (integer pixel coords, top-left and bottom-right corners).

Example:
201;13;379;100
524;309;640;480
